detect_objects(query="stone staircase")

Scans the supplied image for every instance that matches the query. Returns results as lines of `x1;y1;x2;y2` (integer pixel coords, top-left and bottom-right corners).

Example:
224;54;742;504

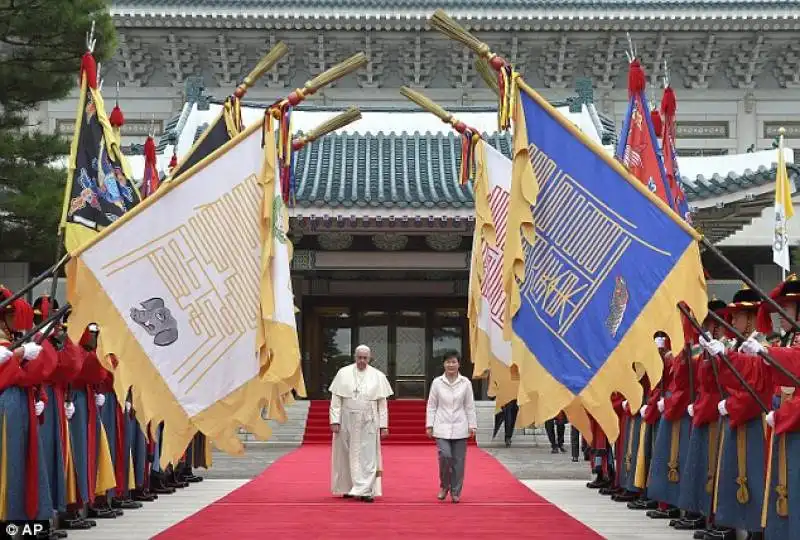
236;400;573;449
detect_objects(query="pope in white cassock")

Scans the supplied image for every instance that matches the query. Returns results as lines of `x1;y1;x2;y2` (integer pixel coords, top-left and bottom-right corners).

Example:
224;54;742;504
329;344;393;502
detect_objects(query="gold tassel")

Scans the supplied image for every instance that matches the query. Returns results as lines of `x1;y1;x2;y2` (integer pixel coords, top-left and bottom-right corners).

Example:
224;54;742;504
634;420;648;489
667;419;681;483
625;417;636;473
776;433;789;517
706;422;719;494
735;425;750;504
223;97;243;138
713;421;726;513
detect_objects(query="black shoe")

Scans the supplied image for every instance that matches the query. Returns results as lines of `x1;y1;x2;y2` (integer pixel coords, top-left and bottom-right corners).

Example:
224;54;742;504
53;531;68;539
627;498;657;510
113;498;143;509
586;477;611;489
504;439;511;448
598;486;620;496
551;447;559;454
87;507;116;519
359;496;374;503
343;494;354;499
61;518;91;531
704;529;736;540
184;474;203;483
611;492;637;502
694;531;708;540
559;445;566;453
674;518;706;531
571;456;579;462
646;508;680;519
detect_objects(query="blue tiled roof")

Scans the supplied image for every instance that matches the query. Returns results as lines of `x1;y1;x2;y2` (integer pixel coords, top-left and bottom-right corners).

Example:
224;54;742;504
285;131;799;208
113;0;794;8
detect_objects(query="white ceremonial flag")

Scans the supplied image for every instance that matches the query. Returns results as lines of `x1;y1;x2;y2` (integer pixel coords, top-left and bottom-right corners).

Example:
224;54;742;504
774;135;794;272
468;140;516;406
66;118;304;463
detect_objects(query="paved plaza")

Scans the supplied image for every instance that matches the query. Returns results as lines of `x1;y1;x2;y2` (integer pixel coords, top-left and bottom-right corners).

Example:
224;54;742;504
66;443;693;539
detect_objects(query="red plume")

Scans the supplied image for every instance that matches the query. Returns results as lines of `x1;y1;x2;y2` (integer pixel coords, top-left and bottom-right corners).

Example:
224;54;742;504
756;281;785;334
650;109;663;139
144;136;157;164
0;287;33;332
661;86;677;120
80;51;98;90
627;59;646;96
109;104;125;128
40;297;51;319
679;303;699;344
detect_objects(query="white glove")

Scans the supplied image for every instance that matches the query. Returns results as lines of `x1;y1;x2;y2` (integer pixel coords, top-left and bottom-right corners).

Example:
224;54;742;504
88;323;99;333
22;342;42;361
34;400;45;416
766;411;775;428
739;337;765;356
0;346;11;364
95;394;105;408
640;405;648;417
125;401;132;414
687;404;695;417
657;398;665;413
654;337;666;349
717;400;728;417
64;402;75;420
622;400;629;413
699;336;725;356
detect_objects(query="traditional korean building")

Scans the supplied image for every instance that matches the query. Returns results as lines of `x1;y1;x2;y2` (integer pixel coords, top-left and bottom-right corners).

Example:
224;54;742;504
28;0;800;398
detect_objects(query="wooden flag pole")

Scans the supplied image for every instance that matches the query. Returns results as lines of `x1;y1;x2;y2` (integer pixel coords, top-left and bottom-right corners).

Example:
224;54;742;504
234;42;289;99
291;107;362;151
0;255;70;311
475;58;500;96
399;86;478;137
704;309;800;387
677;303;769;413
702;237;800;334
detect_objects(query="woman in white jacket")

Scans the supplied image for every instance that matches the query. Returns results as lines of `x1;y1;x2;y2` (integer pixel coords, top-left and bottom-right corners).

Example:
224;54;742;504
425;352;477;503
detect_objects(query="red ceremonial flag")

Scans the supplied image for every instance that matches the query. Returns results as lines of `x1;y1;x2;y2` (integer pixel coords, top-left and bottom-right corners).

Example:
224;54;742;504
615;59;675;212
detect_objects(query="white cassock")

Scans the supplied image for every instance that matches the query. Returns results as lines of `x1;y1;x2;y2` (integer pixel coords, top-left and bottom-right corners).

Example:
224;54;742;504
329;364;393;497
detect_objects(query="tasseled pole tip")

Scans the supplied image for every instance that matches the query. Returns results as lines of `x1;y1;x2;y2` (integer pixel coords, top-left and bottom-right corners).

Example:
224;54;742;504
109;105;125;128
650;109;663;138
144;136;157;163
627;59;646;96
80;51;98;90
661;86;677;119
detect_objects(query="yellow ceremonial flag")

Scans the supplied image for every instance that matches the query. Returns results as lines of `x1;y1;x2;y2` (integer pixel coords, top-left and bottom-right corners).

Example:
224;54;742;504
773;130;794;272
467;139;519;408
66;116;304;465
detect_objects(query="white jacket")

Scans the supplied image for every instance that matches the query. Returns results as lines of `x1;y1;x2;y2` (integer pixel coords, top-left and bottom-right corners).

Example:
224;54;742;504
426;374;478;440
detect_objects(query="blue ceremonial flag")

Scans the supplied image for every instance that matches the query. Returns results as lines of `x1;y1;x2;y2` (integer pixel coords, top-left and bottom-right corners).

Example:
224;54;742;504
505;80;708;441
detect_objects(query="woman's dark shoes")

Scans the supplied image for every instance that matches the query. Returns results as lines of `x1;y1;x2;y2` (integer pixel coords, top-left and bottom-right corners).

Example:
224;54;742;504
571;456;579;462
437;489;448;500
450;495;460;503
551;447;559;454
359;496;374;503
559;445;567;453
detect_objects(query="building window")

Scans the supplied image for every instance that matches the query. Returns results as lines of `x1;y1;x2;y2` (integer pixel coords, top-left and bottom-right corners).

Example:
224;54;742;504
676;148;730;157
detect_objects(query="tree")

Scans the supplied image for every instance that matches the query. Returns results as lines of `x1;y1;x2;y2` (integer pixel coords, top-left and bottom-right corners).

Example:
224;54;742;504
0;0;116;266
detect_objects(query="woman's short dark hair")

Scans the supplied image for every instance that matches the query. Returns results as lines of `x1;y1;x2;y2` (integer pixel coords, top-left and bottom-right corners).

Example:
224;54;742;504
442;351;461;363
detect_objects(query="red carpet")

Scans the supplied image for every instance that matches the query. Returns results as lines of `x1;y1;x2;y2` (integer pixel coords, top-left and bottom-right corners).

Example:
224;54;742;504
156;445;601;539
303;400;475;445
